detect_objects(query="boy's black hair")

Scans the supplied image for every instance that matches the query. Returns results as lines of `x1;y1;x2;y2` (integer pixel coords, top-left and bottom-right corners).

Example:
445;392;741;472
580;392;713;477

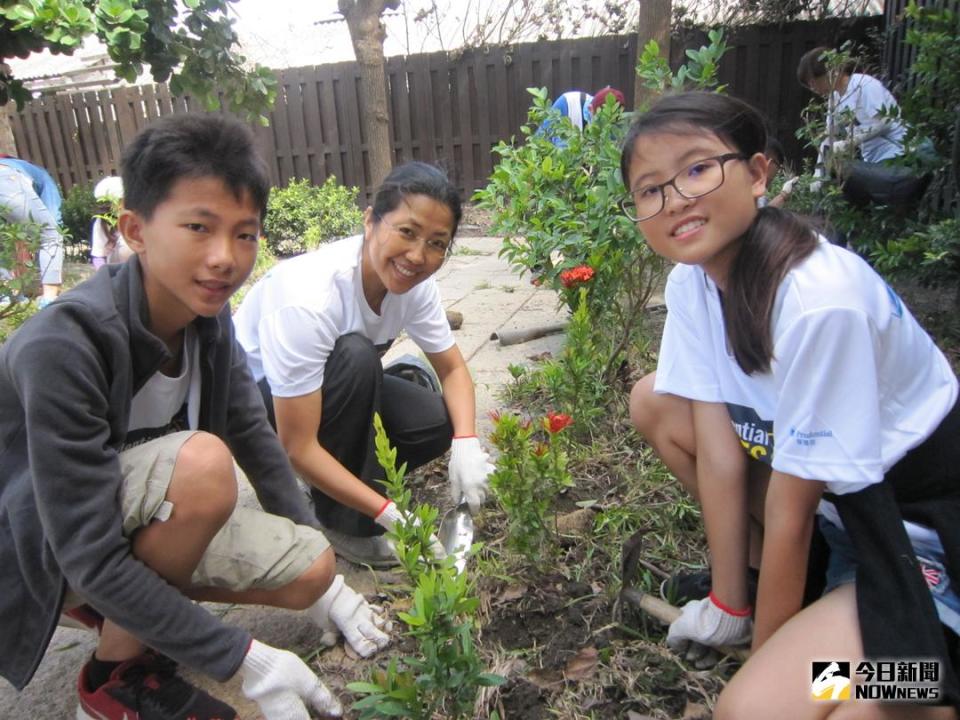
371;161;462;239
765;136;786;166
121;114;270;220
619;91;818;375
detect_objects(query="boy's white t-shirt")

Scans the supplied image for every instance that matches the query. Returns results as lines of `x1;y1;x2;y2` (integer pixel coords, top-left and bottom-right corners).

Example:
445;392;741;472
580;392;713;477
655;238;957;501
124;325;201;448
829;73;906;163
234;234;454;398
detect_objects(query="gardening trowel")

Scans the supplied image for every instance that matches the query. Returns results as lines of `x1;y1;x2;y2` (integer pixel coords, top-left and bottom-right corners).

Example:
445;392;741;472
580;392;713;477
439;497;474;574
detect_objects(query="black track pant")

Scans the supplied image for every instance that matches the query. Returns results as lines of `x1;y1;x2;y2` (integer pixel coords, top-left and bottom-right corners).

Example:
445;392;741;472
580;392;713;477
259;333;452;537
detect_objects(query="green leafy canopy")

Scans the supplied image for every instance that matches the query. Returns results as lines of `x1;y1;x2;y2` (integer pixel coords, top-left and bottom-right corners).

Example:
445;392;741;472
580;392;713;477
1;0;277;123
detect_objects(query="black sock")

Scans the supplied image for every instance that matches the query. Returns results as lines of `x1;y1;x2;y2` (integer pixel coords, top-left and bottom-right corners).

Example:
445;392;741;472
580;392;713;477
86;655;122;690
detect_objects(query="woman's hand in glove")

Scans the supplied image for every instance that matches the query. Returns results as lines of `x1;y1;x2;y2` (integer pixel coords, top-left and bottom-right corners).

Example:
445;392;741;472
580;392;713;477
448;435;494;514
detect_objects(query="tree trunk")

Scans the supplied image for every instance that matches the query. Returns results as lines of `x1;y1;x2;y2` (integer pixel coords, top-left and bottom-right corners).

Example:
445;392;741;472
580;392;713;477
634;0;672;111
0;103;18;156
339;0;400;192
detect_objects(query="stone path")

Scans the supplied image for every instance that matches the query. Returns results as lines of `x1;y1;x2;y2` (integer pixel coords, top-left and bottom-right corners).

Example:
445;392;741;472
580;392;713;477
1;236;569;718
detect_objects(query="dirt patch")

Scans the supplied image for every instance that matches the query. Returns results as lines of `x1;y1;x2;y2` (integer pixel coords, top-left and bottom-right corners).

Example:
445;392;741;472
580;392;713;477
459;203;498;237
893;278;960;372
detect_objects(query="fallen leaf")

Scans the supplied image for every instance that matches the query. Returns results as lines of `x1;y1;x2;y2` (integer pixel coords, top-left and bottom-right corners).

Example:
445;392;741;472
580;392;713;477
527;351;553;362
563;646;599;681
526;668;563;688
495;584;528;605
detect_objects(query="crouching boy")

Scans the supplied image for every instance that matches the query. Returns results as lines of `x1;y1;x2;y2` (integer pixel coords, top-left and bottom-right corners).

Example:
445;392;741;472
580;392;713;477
0;113;391;719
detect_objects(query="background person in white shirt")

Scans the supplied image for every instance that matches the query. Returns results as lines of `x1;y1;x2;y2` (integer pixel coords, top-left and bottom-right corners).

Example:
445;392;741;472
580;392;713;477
89;175;133;268
798;46;907;169
235;162;493;568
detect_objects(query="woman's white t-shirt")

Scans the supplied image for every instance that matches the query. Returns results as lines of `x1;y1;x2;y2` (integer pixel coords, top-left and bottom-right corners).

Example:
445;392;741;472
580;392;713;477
655;238;957;498
234;234;454;398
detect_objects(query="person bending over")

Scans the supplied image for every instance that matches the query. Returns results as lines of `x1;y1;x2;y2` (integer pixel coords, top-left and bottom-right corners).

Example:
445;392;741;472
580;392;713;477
235;162;494;569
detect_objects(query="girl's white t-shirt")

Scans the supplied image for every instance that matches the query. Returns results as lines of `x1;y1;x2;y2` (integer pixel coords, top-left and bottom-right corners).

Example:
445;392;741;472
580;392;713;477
234;234;454;398
655;238;957;498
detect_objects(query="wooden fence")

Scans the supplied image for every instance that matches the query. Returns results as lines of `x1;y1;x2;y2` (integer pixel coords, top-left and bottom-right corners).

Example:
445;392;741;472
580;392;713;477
11;15;881;204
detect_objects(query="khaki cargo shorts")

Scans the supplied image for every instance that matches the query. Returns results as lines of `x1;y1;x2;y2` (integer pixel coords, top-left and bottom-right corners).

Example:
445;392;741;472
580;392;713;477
81;430;328;597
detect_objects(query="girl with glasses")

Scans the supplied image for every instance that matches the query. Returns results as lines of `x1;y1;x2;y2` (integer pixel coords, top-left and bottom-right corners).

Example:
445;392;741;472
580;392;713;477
235;162;493;569
623;91;959;718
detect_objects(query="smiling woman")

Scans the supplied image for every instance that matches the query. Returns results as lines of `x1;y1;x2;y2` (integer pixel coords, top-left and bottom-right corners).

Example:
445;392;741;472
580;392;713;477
233;161;495;570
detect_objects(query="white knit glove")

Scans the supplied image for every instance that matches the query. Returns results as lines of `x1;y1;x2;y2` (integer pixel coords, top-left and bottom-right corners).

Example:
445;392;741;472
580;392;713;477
375;500;447;561
240;639;342;719
831;138;851;155
307;574;391;658
781;176;800;195
448;436;494;514
667;593;752;659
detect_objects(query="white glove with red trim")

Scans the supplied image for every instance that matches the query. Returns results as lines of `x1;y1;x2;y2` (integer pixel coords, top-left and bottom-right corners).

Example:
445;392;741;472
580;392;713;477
241;639;342;719
307;574;391;658
448;435;494;514
667;592;752;657
780;176;800;195
374;500;447;561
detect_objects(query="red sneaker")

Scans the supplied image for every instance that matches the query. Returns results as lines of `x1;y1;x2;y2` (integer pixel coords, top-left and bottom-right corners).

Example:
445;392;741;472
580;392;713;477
76;653;237;720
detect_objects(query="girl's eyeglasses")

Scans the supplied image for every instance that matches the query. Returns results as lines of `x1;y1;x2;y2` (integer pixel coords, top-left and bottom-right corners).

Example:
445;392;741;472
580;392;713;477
621;153;746;222
375;215;451;258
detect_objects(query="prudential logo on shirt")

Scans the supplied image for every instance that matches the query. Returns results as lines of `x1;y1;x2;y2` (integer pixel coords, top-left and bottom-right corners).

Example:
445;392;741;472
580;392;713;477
726;403;774;464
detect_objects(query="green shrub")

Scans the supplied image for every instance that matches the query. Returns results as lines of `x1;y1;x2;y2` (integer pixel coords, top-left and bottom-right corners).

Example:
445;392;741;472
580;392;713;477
870;218;960;301
60;182;97;261
0;214;42;342
264;176;363;256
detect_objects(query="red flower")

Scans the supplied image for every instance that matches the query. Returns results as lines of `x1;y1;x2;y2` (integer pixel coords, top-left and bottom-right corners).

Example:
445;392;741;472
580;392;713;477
546;412;573;434
559;265;595;288
488;409;502;423
532;442;549;457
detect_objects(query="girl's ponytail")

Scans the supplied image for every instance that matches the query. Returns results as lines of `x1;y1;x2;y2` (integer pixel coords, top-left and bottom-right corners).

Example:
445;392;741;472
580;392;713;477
723;207;818;374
